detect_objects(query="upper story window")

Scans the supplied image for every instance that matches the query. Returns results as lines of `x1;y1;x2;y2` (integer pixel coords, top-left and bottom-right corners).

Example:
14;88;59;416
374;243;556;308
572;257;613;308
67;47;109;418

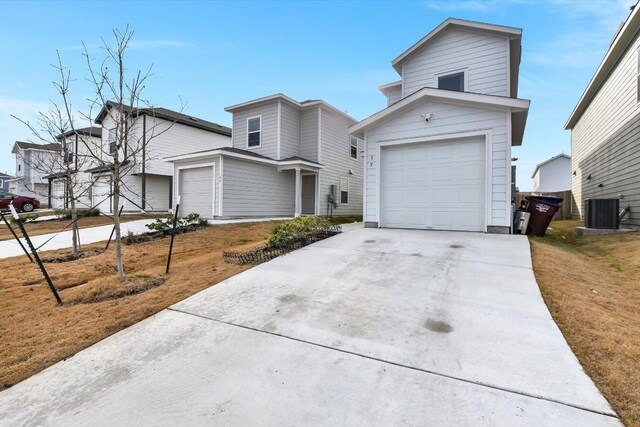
350;136;359;160
65;140;74;164
247;116;261;148
108;128;117;154
438;72;465;92
17;164;21;172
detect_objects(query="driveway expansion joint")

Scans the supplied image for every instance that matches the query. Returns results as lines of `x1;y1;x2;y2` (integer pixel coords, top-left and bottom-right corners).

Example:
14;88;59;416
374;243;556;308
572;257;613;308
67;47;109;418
166;307;618;419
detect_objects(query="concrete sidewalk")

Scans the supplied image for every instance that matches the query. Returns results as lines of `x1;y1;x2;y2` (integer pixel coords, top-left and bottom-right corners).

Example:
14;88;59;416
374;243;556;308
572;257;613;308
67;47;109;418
0;228;621;426
0;217;289;260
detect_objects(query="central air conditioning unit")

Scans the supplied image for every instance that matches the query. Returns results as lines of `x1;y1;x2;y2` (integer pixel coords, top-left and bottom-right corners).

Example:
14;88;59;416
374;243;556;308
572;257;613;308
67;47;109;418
584;199;619;229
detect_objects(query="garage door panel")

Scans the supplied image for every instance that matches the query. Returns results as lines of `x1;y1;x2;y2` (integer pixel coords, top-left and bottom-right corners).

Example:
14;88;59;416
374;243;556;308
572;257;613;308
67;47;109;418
381;137;485;231
179;167;214;218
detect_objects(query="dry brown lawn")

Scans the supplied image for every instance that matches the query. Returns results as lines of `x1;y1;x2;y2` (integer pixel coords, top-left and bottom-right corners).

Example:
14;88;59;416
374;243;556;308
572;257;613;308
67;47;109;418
0;214;161;241
530;220;640;426
0;221;279;391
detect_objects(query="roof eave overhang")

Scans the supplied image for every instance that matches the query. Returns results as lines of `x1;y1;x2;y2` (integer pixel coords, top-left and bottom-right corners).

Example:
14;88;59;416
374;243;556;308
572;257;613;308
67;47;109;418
165;149;324;170
565;6;640;130
350;88;530;139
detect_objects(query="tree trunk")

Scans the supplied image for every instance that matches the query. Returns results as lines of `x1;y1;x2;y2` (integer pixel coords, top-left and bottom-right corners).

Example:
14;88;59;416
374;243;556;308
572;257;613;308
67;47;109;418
67;174;80;255
113;165;125;281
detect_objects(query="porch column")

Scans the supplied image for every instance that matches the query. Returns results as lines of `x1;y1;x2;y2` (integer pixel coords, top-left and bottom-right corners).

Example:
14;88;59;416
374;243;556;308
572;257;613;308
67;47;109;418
294;167;302;217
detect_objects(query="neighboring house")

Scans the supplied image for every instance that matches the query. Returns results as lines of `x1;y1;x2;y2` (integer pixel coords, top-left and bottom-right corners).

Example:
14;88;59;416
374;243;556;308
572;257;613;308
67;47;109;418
0;172;12;192
531;154;571;192
8;141;61;206
166;94;361;218
565;6;640;226
88;102;232;214
44;127;103;209
350;18;530;233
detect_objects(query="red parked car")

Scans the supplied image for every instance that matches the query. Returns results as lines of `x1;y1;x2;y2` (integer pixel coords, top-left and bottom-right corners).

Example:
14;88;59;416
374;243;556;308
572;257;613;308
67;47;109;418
0;191;41;213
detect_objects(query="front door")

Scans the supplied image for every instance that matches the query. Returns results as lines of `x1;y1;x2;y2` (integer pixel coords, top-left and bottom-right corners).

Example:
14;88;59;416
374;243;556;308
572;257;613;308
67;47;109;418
301;175;316;215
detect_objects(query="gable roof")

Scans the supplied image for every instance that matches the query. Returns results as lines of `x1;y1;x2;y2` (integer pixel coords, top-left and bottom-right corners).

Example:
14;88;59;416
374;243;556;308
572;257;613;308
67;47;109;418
57;126;102;140
391;18;523;97
349;86;530;145
224;93;358;124
12;141;61;154
531;153;571;178
95;101;232;136
565;6;640;129
164;146;322;168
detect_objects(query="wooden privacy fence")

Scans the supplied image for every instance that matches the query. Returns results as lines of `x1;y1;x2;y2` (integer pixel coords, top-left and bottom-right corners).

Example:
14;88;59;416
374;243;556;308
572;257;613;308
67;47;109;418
515;190;572;220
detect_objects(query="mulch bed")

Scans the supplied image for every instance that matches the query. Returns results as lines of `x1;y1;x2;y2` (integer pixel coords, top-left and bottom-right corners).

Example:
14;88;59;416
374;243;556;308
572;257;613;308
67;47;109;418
122;224;207;245
223;226;341;265
42;249;104;264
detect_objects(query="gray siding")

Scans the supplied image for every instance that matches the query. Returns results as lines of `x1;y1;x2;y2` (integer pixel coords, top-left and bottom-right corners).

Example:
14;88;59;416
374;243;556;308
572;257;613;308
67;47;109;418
571;30;640;226
387;86;403;106
222;157;294;217
403;28;509;97
145;116;230;176
365;99;509;226
280;102;301;159
145;174;171;212
319;107;363;216
300;108;319;162
232;102;279;159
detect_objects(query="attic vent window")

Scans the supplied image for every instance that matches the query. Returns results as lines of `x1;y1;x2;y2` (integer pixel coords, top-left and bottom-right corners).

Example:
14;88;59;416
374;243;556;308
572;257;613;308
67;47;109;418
438;72;465;92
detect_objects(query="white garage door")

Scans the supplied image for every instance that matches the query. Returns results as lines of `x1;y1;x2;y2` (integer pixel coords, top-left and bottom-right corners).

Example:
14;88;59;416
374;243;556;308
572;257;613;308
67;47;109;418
92;176;112;214
179;167;214;218
381;137;485;231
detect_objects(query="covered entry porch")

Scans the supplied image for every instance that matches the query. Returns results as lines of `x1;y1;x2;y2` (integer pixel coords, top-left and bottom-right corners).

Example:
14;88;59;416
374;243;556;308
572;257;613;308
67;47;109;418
277;161;322;217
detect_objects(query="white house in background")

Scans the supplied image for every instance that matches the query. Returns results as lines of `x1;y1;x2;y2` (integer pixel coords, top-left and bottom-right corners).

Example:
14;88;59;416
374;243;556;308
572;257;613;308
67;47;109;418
44;126;103;209
565;5;640;226
531;153;571;193
166;94;361;218
350;18;530;233
88;101;231;214
0;172;12;192
8;141;61;206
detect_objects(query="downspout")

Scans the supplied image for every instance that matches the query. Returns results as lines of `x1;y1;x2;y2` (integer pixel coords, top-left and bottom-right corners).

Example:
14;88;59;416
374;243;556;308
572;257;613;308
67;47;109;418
142;115;146;210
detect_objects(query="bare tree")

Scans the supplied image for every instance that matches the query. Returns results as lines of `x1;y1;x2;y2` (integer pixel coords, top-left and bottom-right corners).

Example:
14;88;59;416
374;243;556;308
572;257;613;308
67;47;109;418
79;27;181;281
13;52;99;255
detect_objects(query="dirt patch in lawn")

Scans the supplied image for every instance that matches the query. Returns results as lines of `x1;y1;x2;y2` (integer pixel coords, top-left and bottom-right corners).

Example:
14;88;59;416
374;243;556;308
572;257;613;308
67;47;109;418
0;220;281;391
530;220;640;426
0;214;161;242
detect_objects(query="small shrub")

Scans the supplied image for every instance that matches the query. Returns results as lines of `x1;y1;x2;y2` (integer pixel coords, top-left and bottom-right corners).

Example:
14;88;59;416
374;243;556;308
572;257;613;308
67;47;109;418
145;212;204;232
55;208;100;219
267;216;331;246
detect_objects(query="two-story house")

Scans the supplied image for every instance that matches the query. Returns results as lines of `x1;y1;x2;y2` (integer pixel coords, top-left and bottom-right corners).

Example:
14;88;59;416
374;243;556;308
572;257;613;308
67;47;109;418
565;5;640;227
350;18;530;233
8;141;61;206
88;102;232;214
44;126;103;209
166;94;361;218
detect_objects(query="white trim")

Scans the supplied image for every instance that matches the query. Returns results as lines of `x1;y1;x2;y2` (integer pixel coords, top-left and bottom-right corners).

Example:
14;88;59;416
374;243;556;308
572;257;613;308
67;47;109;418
316;170;322;216
434;68;469;92
175;163;216;218
218;156;224;217
506;36;511;97
505;111;512;229
378;81;402;94
391;18;522;73
246;115;262;149
375;129;492;232
276;100;282;159
317;107;322;163
165;149;323;169
401;63;405;97
350;87;530;137
363;130;368;221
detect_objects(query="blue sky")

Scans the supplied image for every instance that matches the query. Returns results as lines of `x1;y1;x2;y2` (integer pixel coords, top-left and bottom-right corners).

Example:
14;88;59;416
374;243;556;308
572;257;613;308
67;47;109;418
0;0;636;190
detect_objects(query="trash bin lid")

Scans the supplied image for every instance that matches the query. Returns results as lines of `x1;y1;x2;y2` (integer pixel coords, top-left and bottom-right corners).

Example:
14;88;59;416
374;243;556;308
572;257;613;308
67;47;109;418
525;196;563;205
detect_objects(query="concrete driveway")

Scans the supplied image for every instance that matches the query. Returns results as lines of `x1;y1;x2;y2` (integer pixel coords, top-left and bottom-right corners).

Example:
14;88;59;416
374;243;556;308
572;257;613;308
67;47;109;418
0;227;620;426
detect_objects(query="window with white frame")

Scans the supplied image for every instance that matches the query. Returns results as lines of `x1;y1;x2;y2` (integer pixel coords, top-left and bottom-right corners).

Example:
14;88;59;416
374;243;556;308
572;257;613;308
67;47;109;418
350;136;358;160
438;71;465;92
247;116;261;148
340;177;349;204
108;128;117;154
